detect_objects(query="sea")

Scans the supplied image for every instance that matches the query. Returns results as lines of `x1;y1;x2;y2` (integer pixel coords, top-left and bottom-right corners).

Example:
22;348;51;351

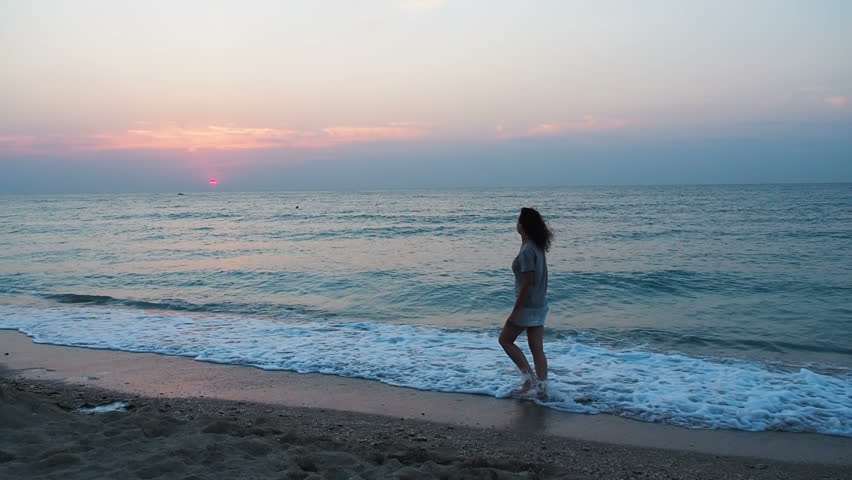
1;184;850;436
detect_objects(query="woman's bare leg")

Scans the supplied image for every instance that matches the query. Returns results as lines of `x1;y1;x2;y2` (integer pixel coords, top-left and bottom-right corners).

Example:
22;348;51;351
526;326;547;383
499;321;535;393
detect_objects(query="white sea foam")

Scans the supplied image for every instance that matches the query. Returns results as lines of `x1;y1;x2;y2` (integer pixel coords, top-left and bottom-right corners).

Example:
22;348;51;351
79;402;129;414
1;304;850;436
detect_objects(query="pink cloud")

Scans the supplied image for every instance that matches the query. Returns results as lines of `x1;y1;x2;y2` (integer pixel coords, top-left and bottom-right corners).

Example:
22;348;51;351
527;123;563;136
498;116;630;139
321;125;428;143
0;135;38;152
0;134;105;154
0;123;430;154
92;125;307;152
824;96;848;108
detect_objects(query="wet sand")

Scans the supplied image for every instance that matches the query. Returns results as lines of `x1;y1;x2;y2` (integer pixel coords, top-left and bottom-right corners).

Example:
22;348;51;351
1;330;850;479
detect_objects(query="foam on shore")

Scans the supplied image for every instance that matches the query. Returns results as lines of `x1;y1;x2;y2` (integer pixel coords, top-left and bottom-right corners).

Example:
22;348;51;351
1;303;849;437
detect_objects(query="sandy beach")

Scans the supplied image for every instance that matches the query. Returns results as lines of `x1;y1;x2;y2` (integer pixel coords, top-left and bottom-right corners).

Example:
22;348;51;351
1;331;850;479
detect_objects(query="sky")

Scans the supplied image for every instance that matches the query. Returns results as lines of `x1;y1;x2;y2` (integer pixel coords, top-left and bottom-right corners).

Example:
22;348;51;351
1;0;851;192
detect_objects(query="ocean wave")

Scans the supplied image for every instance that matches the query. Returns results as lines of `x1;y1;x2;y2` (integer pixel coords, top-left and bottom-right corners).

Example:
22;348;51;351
577;327;852;361
38;293;338;320
549;270;852;300
284;225;488;241
31;293;852;360
1;303;850;437
7;264;848;322
103;212;243;221
597;229;698;241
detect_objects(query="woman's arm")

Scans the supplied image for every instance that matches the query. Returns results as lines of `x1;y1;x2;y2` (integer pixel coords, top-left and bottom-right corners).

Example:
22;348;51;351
508;271;535;323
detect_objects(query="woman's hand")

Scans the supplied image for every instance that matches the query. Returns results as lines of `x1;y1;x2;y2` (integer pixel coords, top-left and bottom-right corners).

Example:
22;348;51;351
512;271;535;314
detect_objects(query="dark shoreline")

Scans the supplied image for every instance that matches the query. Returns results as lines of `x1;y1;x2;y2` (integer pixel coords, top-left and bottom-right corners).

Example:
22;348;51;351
3;374;851;479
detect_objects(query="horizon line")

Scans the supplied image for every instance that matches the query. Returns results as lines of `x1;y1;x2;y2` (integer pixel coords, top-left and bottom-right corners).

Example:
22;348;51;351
1;181;850;195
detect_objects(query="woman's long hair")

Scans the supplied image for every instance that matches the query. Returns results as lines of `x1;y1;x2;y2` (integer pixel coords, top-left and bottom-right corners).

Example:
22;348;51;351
518;207;553;252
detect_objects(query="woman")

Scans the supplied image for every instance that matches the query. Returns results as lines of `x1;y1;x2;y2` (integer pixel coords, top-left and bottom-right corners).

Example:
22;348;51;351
499;207;552;395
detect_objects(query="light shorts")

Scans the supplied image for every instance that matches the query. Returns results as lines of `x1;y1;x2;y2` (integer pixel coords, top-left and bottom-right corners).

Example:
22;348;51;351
514;305;548;327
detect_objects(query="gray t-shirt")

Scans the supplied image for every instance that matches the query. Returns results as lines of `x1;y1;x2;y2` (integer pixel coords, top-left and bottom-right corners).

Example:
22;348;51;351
512;242;548;309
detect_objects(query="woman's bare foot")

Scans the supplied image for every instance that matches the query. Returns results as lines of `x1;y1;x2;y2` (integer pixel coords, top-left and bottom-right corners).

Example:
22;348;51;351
535;380;549;399
512;378;535;395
